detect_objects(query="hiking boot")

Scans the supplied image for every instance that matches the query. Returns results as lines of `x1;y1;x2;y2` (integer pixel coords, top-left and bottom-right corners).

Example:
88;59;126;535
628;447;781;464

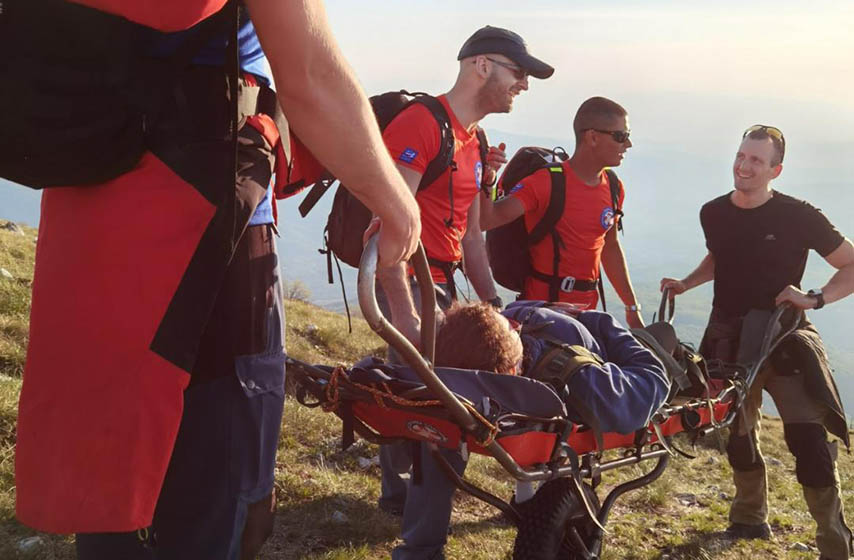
725;522;773;540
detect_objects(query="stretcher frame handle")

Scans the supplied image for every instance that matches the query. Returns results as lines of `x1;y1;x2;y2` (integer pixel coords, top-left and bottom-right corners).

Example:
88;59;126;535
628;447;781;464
358;234;542;481
743;302;797;390
358;236;476;431
657;288;675;324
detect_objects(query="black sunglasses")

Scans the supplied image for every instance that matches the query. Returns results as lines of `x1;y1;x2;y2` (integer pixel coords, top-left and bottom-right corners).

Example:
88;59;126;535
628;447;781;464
589;129;631;143
483;57;528;81
742;124;786;161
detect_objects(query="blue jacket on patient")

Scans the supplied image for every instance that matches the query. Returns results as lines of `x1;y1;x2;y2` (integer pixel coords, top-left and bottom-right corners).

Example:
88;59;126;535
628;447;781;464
503;301;670;434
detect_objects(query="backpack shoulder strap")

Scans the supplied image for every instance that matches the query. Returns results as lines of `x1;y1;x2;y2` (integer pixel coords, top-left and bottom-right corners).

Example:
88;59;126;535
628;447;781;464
528;339;604;386
475;127;489;166
604;168;623;233
527;335;607;450
527;164;566;245
298;92;452;217
411;95;455;190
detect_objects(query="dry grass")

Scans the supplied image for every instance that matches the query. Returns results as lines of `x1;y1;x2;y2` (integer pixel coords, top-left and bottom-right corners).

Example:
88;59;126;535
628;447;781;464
1;224;853;559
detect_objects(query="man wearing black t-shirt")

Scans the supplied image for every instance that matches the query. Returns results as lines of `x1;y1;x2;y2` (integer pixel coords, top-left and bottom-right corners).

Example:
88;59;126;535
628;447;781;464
661;126;854;560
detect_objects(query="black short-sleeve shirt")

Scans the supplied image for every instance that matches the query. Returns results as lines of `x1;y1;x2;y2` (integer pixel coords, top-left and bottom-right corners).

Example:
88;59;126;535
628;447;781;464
701;191;844;316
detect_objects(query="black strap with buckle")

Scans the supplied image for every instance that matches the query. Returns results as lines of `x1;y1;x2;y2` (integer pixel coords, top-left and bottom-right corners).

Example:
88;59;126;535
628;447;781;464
529;270;598;295
426;256;462;301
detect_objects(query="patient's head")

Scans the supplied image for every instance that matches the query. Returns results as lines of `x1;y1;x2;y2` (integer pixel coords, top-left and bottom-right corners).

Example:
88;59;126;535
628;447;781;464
435;302;523;374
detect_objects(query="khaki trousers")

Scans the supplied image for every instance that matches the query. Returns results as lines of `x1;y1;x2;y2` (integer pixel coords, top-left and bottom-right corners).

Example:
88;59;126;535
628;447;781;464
728;365;852;559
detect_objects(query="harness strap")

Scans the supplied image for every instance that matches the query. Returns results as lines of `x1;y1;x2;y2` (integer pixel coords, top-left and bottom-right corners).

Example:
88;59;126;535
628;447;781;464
528;342;604;385
529;270;598;292
631;327;692;391
427;256;461;301
685;350;711;397
444;160;457;228
525;339;607;451
565;446;607;532
650;420;676;457
415;96;454;190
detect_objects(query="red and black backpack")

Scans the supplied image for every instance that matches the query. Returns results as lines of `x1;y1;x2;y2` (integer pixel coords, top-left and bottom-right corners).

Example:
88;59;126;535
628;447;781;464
486;147;622;305
297;91;488;290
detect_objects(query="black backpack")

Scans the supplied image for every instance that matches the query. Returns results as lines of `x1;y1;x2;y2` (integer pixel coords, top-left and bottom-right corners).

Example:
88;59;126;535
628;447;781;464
485;147;622;304
298;91;488;283
0;0;248;189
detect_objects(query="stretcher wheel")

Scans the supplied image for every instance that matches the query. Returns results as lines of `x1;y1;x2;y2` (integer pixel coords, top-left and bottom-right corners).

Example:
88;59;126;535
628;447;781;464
512;478;601;560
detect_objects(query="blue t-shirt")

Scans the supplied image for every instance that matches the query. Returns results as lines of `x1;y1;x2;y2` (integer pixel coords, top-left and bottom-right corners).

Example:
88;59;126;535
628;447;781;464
143;9;272;85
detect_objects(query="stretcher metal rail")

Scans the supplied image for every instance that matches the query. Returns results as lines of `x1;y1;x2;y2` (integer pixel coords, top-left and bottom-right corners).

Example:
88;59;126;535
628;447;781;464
288;235;799;559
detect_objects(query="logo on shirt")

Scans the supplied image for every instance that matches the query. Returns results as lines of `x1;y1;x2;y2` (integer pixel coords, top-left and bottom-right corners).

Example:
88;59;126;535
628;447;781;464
475;161;483;189
399;148;418;163
600;207;616;230
764;234;777;241
509;182;524;194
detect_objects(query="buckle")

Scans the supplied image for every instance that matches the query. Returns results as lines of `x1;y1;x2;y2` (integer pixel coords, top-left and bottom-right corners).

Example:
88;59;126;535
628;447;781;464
559;276;576;293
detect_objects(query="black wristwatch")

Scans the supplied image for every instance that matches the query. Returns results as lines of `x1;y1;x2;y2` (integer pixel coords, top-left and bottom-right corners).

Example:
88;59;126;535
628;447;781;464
807;289;825;310
486;296;504;310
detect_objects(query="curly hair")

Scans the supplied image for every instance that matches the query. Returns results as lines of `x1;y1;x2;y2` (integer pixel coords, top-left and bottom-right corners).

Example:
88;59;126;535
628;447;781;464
434;302;523;374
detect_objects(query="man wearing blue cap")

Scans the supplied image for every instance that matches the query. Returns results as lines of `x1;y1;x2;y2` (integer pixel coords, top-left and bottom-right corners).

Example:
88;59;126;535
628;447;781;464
377;25;554;531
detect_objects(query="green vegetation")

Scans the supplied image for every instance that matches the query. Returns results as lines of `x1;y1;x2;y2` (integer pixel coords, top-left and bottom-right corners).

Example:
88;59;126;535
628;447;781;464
0;224;852;559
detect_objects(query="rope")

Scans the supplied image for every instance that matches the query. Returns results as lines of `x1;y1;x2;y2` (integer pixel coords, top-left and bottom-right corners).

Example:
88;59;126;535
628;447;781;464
320;365;499;446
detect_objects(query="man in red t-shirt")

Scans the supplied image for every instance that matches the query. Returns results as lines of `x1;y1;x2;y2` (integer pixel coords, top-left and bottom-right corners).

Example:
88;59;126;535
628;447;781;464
480;96;645;329
375;26;553;558
378;26;553;343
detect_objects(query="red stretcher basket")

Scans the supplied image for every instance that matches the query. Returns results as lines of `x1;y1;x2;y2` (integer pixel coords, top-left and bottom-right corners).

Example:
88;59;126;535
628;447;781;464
288;236;800;560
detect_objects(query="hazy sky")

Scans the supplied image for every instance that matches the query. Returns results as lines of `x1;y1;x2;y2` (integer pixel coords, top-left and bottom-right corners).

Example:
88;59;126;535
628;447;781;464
324;1;854;164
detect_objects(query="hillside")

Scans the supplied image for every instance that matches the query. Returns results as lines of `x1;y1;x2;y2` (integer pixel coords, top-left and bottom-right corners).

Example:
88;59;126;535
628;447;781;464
0;223;852;559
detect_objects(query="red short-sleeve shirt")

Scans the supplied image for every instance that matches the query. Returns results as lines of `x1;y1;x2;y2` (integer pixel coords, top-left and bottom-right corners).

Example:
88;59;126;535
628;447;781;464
509;161;625;306
383;95;484;283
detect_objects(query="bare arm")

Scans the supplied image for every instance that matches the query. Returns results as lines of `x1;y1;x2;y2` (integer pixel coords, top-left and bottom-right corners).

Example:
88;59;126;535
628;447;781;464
479;191;525;231
247;0;419;266
660;252;716;295
376;165;423;344
601;227;644;328
776;238;854;309
461;196;498;301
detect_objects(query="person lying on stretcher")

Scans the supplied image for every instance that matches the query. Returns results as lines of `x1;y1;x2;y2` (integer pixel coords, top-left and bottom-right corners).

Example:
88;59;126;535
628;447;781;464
437;300;671;433
392;300;671;559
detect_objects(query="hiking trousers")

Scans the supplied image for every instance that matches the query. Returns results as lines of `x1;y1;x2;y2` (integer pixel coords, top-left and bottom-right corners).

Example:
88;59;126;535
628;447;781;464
75;225;286;560
727;363;852;560
376;278;453;513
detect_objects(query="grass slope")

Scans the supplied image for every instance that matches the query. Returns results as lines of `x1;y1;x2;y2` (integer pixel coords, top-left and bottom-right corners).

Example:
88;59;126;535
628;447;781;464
0;224;852;559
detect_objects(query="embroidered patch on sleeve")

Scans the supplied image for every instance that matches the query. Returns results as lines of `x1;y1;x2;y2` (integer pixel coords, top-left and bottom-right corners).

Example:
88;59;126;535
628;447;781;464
399;148;418;163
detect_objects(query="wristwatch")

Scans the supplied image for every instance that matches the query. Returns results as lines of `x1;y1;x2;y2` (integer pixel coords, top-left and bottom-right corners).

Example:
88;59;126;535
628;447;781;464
486;296;504;310
807;289;825;310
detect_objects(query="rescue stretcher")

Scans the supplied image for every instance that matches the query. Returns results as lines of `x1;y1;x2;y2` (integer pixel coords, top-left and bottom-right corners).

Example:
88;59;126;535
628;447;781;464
287;236;800;560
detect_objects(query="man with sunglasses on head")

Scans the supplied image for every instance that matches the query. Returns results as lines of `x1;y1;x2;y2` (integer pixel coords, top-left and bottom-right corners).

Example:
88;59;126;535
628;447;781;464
661;125;854;560
376;25;553;530
480;96;644;329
